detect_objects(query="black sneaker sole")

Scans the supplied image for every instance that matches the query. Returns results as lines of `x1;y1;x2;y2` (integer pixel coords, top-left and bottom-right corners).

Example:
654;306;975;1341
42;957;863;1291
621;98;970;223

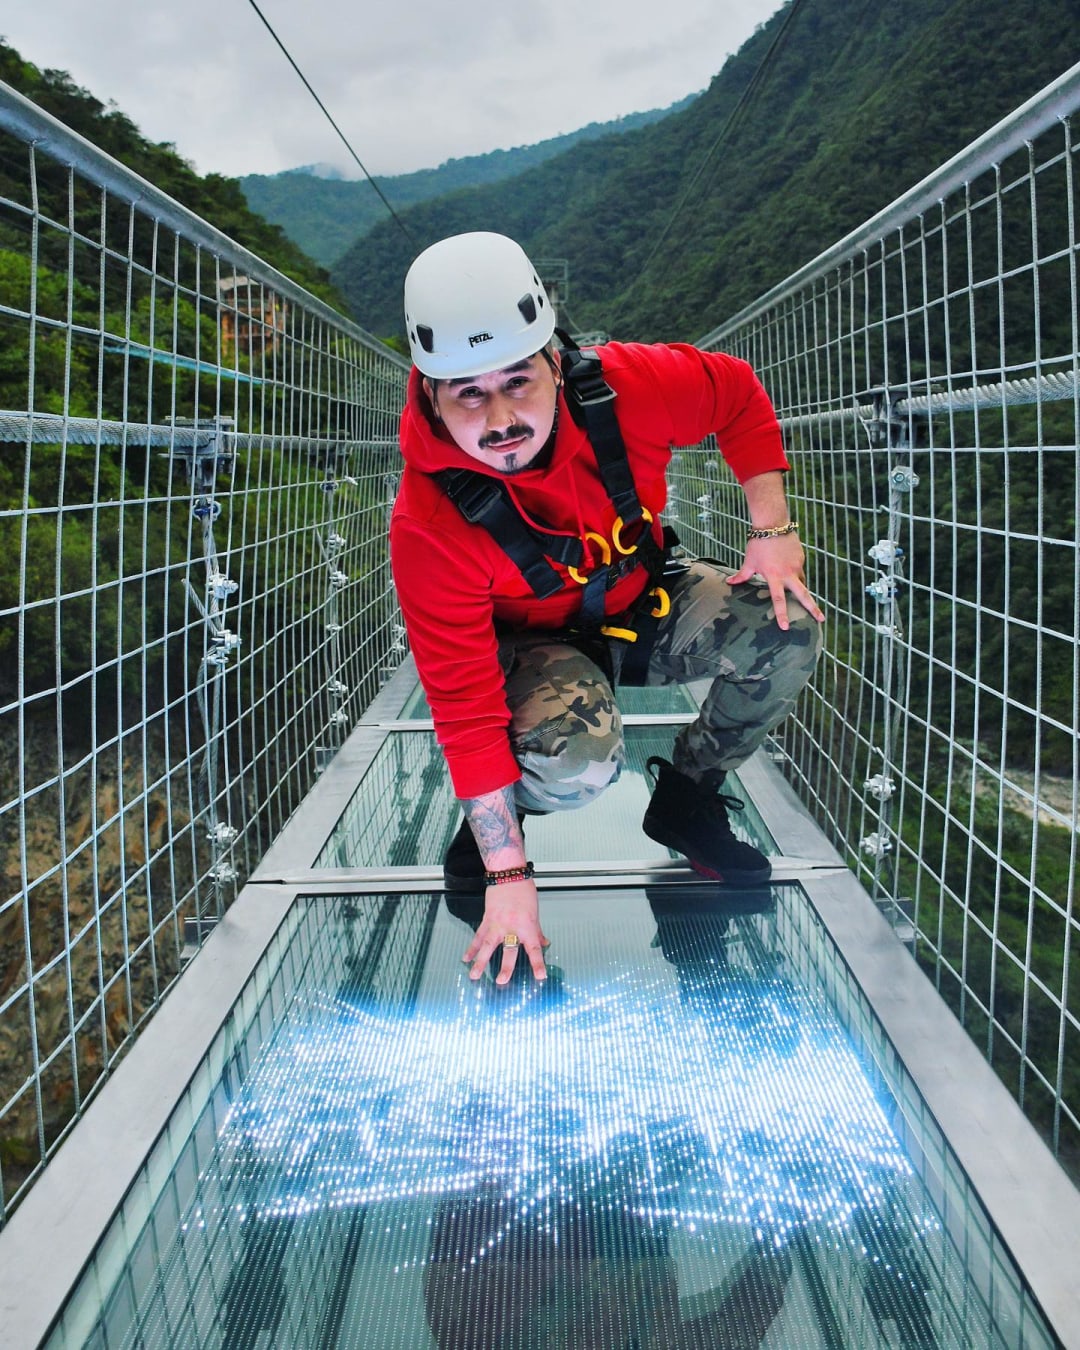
688;857;773;885
643;815;773;886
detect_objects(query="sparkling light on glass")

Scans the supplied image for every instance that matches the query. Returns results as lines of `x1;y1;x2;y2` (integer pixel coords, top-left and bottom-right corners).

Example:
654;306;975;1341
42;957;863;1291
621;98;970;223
188;958;921;1265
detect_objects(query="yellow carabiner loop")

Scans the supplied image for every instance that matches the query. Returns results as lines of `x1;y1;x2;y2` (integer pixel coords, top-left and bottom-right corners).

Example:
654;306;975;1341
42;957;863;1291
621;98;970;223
567;530;612;586
649;586;670;618
611;508;654;556
600;624;638;642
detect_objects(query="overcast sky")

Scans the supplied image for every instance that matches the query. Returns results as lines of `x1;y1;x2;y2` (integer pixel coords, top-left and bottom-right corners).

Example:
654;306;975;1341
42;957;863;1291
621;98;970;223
2;0;785;179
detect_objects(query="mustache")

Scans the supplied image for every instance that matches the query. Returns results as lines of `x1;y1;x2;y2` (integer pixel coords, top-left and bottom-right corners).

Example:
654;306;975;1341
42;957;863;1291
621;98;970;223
479;424;533;450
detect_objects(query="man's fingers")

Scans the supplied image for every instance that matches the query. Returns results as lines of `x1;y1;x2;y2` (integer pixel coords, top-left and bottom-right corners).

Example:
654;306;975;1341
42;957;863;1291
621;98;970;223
469;950;493;980
736;563;824;630
465;937;548;984
776;576;826;625
769;582;790;630
464;920;550;984
494;941;520;985
799;585;826;623
464;935;497;979
727;563;753;586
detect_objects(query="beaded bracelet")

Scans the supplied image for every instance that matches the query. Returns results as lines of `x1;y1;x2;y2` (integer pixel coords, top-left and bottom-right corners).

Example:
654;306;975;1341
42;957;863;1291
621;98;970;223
484;861;535;886
747;520;799;541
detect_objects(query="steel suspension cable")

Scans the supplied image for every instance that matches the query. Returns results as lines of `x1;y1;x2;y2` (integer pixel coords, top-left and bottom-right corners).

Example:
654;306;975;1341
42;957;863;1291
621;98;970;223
244;0;417;247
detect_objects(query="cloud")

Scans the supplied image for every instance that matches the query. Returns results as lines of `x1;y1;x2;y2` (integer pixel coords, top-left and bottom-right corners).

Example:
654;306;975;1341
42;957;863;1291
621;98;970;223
2;0;783;178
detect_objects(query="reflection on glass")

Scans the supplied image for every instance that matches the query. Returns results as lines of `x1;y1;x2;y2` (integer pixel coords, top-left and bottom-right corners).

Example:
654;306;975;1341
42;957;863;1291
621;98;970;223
61;891;1053;1349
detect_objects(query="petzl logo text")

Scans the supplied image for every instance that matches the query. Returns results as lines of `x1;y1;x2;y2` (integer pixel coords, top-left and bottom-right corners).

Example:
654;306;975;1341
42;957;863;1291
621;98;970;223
468;331;494;347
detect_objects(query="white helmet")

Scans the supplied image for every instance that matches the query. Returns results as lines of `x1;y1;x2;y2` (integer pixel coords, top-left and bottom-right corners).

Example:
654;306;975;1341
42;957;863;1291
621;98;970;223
403;232;556;379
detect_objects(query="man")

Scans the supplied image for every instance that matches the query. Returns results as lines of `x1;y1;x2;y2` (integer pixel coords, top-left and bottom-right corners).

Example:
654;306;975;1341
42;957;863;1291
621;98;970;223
391;232;824;986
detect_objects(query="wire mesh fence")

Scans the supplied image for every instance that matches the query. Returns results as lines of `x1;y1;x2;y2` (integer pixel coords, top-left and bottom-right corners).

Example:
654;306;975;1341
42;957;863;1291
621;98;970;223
686;63;1080;1179
0;83;409;1220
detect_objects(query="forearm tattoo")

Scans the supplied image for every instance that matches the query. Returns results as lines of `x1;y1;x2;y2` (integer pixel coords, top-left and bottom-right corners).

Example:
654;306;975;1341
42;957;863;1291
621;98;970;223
462;787;524;866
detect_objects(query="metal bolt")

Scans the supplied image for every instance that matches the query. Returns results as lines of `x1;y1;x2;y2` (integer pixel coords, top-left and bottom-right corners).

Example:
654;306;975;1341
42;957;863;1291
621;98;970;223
860;832;893;858
890;466;920;492
208;571;238;600
868;539;904;566
865;774;896;801
866;576;896;602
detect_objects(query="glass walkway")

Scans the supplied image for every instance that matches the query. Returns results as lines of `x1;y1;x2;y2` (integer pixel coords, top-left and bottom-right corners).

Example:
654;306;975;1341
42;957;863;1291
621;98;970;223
8;665;1071;1349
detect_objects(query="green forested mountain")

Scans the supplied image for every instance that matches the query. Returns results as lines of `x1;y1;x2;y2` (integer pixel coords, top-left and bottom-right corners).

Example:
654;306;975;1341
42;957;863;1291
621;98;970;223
331;0;1080;344
0;40;339;306
239;100;695;271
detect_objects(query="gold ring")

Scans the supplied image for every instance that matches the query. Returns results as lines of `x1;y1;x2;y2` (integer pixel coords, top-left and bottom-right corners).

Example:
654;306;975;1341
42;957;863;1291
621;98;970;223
502;934;519;947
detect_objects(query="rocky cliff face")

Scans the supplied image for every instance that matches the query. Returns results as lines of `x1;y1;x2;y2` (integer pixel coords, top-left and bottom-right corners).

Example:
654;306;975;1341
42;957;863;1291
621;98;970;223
0;707;198;1204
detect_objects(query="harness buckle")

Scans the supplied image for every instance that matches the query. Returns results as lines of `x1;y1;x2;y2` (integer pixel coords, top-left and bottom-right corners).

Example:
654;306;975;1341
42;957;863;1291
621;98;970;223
449;474;500;524
567;531;612;586
564;349;617;407
611;508;654;556
600;624;638;642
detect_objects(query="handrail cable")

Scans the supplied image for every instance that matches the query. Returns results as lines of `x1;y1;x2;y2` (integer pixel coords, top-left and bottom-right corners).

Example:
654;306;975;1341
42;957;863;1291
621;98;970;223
244;0;417;247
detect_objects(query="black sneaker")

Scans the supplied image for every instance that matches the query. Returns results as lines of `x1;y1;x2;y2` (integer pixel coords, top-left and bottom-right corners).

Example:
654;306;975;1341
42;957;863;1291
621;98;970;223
642;756;772;885
443;814;526;891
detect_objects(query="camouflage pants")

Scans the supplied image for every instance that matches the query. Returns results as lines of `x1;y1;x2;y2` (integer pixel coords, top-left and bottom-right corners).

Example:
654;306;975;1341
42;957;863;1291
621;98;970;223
499;561;822;813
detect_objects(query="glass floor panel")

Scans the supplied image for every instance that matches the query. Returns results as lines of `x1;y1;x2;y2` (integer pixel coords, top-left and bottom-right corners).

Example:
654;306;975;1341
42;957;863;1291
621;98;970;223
398;681;703;720
52;887;1054;1349
318;725;773;869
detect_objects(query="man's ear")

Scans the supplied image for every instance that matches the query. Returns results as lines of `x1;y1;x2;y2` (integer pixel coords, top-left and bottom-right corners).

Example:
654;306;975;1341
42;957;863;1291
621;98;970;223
423;376;440;420
549;346;563;387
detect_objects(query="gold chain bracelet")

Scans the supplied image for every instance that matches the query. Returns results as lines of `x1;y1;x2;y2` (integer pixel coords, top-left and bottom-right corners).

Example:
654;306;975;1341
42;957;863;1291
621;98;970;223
747;520;799;541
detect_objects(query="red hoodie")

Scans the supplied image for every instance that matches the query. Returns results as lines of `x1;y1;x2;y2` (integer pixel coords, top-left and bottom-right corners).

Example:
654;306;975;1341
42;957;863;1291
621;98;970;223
390;341;788;799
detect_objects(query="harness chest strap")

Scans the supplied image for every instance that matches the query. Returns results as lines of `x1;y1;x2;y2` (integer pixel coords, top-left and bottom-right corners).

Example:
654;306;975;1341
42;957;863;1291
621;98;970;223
431;340;672;638
432;465;577;600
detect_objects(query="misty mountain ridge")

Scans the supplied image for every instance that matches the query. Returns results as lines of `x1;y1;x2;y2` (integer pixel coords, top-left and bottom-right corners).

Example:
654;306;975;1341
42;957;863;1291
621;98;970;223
291;162;352;181
239;97;697;270
5;4;1076;349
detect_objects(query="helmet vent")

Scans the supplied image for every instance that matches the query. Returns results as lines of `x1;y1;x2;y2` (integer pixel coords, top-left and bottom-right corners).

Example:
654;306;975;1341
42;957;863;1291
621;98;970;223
416;324;435;354
517;293;537;325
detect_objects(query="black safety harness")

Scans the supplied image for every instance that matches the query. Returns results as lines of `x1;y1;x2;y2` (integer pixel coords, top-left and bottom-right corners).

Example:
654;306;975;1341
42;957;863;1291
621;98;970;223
432;336;680;685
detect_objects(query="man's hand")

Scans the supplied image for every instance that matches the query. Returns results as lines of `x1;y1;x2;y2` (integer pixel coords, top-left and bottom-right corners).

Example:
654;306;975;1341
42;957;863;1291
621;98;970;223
733;470;826;630
458;785;549;982
463;878;549;983
728;532;825;630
